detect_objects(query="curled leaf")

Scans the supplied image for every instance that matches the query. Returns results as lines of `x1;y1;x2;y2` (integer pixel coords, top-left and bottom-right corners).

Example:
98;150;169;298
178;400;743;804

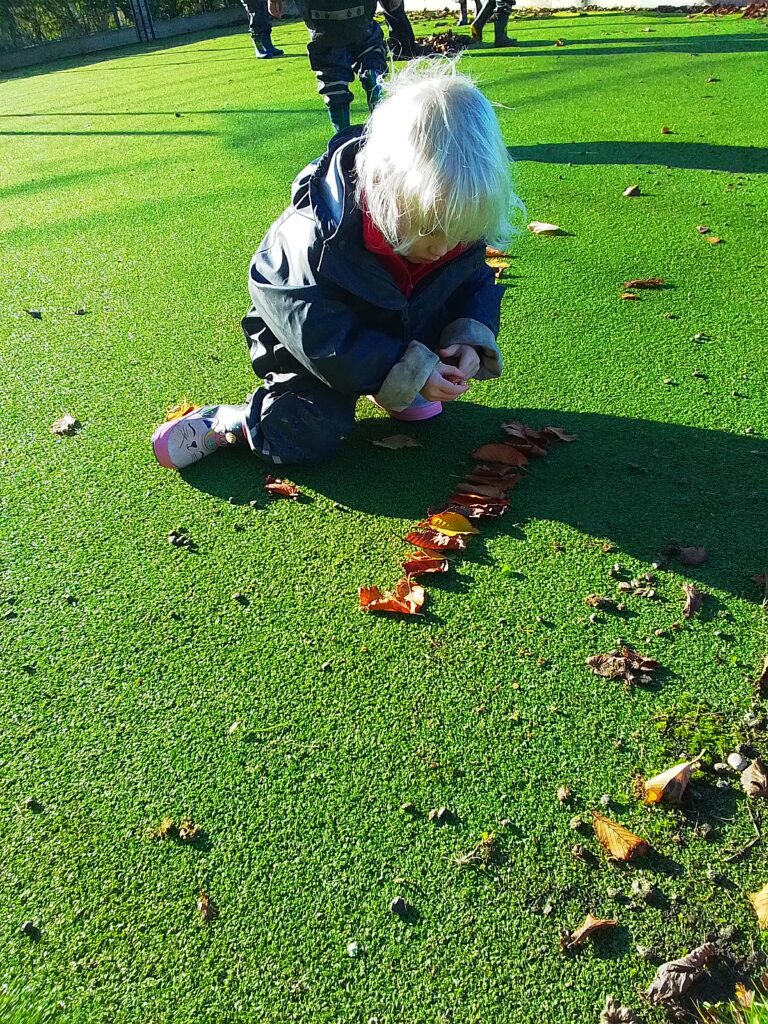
405;528;467;552
372;434;421;450
620;292;639;300
401;551;449;577
682;582;705;619
646;943;717;1004
749;882;768;928
592;811;649;861
359;578;425;615
528;221;564;235
422;511;480;537
264;475;300;499
587;647;661;688
643;753;703;805
165;400;199;421
541;425;578;443
740;758;768;799
197;891;217;922
50;414;79;436
561;913;618;951
472;443;529;467
623;278;665;289
600;995;641;1023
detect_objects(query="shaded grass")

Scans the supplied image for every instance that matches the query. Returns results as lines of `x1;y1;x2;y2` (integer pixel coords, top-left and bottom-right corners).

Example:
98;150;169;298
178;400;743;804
1;12;767;1024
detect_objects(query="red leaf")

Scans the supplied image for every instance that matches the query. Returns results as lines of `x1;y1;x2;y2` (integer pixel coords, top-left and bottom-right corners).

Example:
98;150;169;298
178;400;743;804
264;475;300;499
405;529;467;552
402;551;450;577
359;578;425;615
472;443;529;467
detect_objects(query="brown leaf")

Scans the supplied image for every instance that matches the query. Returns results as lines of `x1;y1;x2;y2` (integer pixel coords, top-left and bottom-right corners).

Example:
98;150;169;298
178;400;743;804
561;913;618;951
541;425;578;443
741;758;768;799
405;528;467;552
620;292;640;300
178;819;202;842
197;891;217;923
592;811;649;861
600;995;641;1023
735;983;755;1010
359;578;425;615
371;434;421;450
643;754;703;805
454;480;509;499
472;443;529;467
584;594;619;610
485;245;508;258
443;498;508;519
264;475;300;499
707;235;723;244
623;278;665;289
402;551;449;577
155;817;177;840
749;882;768;928
528;220;564;235
757;655;768;697
587;647;661;688
678;545;707;565
647;944;718;1004
50;414;80;435
623;185;641;198
661;126;673;135
682;582;706;618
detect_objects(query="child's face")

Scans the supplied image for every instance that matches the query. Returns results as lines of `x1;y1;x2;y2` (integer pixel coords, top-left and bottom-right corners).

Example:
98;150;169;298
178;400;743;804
403;230;455;264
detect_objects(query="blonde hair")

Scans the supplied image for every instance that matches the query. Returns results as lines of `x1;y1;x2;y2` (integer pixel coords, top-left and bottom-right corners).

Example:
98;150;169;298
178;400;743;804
355;57;521;254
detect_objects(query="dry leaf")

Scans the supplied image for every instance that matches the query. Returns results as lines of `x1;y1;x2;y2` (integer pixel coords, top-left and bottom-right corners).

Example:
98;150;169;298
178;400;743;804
402;551;449;576
541;425;578;443
165;400;199;421
197;891;216;922
707;236;723;244
749;882;768;928
444;497;508;519
741;758;768;799
500;421;547;443
660;126;672;135
678;545;707;566
643;753;703;805
735;983;755;1009
264;475;300;499
359;578;425;615
486;256;510;273
528;221;564;235
454;832;500;867
454;480;509;499
405;528;467;552
587;647;661;688
623;278;665;289
50;414;79;435
472;443;529;467
155;817;176;840
623;185;641;197
561;913;618;951
697;225;711;234
592;811;649;861
600;995;641;1023
372;434;421;450
757;656;768;697
647;944;717;1004
178;819;202;842
682;583;706;618
485;245;507;258
422;511;480;537
620;292;640;300
585;594;619;610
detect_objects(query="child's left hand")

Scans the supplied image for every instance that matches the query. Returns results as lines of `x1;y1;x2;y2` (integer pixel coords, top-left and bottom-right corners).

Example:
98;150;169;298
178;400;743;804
439;344;481;382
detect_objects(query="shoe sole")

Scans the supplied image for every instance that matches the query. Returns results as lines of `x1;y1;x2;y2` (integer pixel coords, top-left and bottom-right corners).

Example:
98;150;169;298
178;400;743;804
367;396;443;421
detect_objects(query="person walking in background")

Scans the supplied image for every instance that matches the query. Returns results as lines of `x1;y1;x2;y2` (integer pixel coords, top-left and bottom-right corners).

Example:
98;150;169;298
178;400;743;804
379;0;421;59
269;0;387;134
240;0;284;57
471;0;515;46
456;0;480;27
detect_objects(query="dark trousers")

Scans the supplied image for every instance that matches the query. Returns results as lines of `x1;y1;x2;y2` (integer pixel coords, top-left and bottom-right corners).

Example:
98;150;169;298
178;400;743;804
244;372;357;464
473;0;513;31
240;0;271;38
307;19;387;110
380;2;417;56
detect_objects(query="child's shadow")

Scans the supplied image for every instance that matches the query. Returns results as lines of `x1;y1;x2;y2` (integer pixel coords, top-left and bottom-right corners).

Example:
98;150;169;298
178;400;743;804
184;402;767;604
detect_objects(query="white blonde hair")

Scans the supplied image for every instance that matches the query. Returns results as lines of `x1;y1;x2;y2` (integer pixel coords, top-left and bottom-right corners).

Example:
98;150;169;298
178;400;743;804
355;57;521;254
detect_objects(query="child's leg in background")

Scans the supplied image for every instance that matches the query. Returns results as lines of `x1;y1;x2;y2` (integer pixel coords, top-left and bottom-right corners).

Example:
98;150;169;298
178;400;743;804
306;39;355;133
353;20;387;111
240;0;283;57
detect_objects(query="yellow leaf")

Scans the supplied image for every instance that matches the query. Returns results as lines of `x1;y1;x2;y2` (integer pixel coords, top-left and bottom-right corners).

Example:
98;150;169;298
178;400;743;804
592;811;649;861
749;882;768;929
643;753;703;805
425;511;480;537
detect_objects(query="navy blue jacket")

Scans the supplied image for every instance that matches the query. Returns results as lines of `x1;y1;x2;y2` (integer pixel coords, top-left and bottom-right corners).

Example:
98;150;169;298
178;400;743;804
242;126;503;412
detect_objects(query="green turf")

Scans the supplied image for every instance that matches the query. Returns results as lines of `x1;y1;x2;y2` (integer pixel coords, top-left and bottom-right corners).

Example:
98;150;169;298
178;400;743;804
1;12;767;1023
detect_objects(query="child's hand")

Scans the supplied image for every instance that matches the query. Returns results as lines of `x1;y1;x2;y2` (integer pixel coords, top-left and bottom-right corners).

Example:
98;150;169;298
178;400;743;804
439;344;481;382
421;362;470;402
268;0;283;16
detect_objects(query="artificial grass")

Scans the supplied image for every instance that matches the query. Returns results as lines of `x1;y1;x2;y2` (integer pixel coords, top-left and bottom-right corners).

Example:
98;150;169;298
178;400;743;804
1;11;767;1023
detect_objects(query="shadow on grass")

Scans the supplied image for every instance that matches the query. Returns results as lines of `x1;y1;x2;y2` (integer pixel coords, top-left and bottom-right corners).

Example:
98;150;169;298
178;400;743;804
508;140;768;174
468;30;768;58
183;404;767;604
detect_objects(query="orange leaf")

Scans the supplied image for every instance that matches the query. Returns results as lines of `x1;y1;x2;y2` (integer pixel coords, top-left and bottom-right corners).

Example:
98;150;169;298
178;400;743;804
472;443;529;467
402;551;449;577
749;882;768;929
707;235;723;244
623;278;665;289
165;400;200;421
485;245;508;258
620;292;640;300
405;528;467;552
359;578;425;615
561;913;618;951
423;511;480;536
592;811;649;861
643;754;703;805
264;475;300;499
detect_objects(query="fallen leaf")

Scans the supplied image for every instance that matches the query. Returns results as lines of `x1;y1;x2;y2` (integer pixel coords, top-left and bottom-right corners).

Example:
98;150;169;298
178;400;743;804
661;126;673;135
741;758;768;798
735;984;755;1010
359;578;425;615
485;245;508;258
422;511;480;537
372;434;421;450
554;37;566;45
678;545;707;566
449;491;510;510
682;582;705;618
697;225;711;234
486;257;510;275
528;221;564;235
500;421;547;442
24;308;42;319
197;891;216;922
617;581;657;599
50;414;79;436
643;753;703;805
155;817;177;840
620;292;640;300
178;819;202;842
584;594;619;610
402;551;449;577
454;832;500;867
541;425;578;443
472;443;529;467
592;811;650;861
623;185;641;197
623;278;665;289
757;656;768;697
707;236;723;244
444;497;508;519
453;480;509;499
587;647;661;688
600;995;641;1023
646;944;718;1004
749;883;768;928
561;913;618;951
405;528;467;552
165;400;200;421
264;475;300;499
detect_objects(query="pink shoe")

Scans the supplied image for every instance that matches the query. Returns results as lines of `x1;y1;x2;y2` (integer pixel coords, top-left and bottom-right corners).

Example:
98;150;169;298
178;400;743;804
152;405;243;470
367;394;443;421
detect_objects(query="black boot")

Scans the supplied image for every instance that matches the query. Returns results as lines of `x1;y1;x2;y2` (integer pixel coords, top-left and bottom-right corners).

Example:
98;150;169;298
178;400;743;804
471;0;493;42
253;31;283;57
493;9;516;46
457;0;468;26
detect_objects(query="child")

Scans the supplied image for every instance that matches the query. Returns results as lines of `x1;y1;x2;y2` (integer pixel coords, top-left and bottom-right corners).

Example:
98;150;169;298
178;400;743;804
240;0;283;58
268;0;387;134
153;59;519;471
470;0;516;47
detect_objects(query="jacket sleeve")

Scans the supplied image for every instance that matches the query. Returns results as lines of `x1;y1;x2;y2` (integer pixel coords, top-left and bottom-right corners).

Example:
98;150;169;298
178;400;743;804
248;222;439;407
439;260;504;380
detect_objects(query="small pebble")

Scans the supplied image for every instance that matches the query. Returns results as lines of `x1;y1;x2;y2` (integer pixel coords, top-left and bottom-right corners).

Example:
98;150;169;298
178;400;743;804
400;802;416;813
713;762;729;775
727;752;750;773
347;940;359;957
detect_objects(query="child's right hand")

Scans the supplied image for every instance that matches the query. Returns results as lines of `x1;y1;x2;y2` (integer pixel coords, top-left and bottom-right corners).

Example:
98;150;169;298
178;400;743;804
421;362;470;403
268;0;283;15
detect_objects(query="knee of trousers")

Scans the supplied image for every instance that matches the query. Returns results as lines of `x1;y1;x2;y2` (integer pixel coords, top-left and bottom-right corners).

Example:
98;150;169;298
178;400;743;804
244;386;356;464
